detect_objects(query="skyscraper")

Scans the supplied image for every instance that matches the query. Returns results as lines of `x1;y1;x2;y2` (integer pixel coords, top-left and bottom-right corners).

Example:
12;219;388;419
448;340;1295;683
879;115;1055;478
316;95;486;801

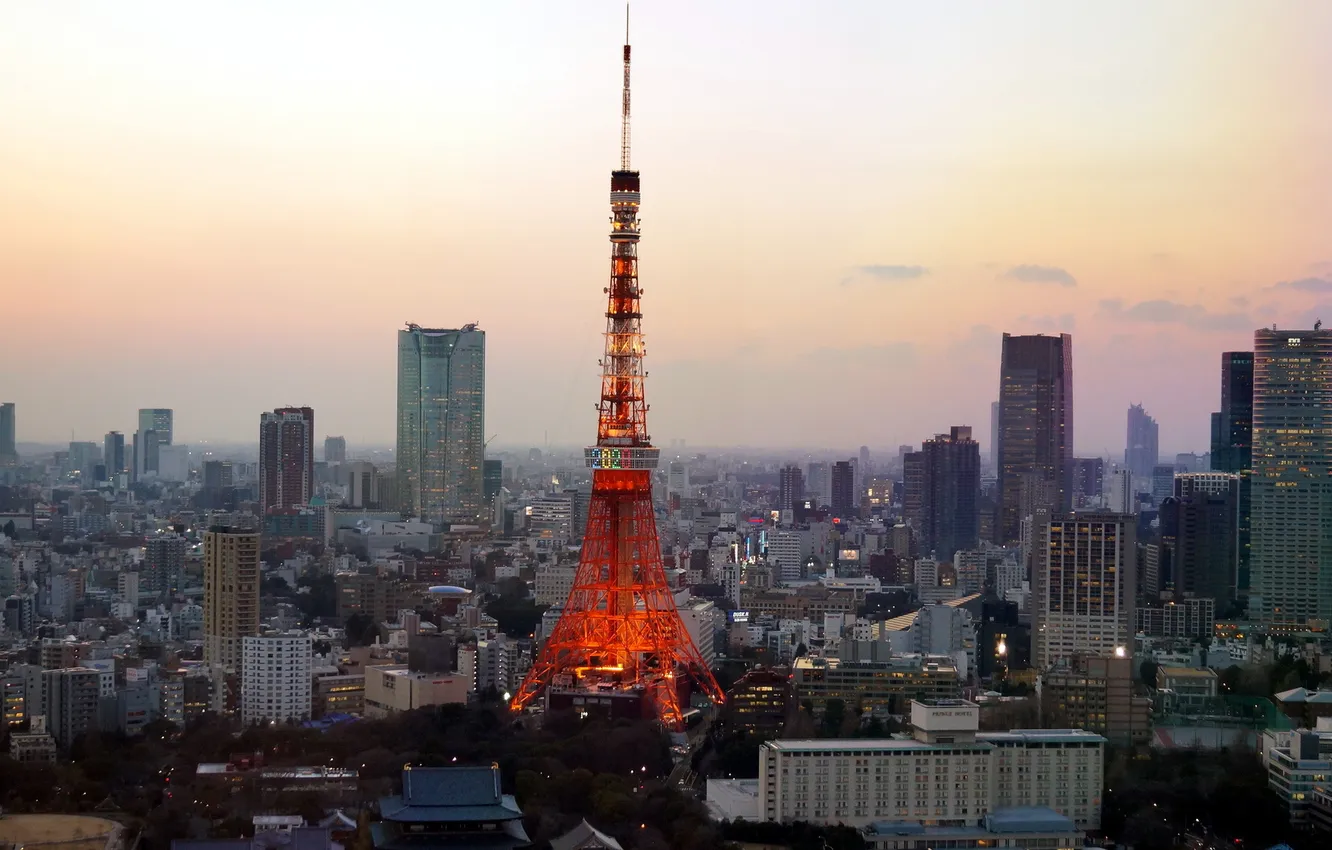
483;459;503;506
997;333;1074;543
1211;352;1254;473
1161;472;1239;610
1124;404;1159;484
916;426;981;560
1250;328;1332;624
1211;351;1253;595
0;402;15;464
806;461;831;507
778;464;804;513
203;526;260;672
103;431;125;476
143;534;188;598
259;407;315;515
137;408;173;445
131;429;160;481
1033;512;1136;669
1072;458;1105;508
989;400;1000;467
830;461;855;517
396;324;486;526
324;435;347;464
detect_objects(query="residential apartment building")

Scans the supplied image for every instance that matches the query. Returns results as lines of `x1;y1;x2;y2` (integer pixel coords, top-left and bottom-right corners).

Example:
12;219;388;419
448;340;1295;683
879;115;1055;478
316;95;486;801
534;564;577;606
241;632;314;725
759;699;1104;829
203;526;261;673
1032;513;1136;670
44;667;102;747
1250;328;1332;624
259;407;315;515
1037;654;1150;746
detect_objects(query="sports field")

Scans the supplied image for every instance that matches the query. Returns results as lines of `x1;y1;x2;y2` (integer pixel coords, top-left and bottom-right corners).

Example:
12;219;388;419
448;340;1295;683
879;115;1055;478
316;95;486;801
0;814;120;850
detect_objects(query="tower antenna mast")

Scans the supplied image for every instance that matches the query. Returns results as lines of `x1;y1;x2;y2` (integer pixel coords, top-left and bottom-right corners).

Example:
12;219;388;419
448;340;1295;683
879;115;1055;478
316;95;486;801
620;3;631;170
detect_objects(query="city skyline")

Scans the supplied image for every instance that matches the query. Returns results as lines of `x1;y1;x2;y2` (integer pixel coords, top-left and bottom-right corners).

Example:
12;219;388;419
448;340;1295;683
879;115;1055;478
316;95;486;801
2;2;1330;451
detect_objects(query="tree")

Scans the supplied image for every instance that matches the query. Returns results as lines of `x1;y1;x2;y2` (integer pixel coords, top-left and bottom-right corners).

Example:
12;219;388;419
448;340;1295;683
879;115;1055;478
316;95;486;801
344;613;378;647
1139;659;1159;686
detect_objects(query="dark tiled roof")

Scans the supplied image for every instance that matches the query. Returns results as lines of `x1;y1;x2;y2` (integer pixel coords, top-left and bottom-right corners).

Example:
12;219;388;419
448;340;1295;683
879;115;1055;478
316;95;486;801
378;767;523;824
549;820;622;850
404;767;500;806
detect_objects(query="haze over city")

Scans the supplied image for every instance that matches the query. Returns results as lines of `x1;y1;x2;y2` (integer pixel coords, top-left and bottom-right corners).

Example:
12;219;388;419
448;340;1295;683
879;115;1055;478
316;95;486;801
3;0;1331;452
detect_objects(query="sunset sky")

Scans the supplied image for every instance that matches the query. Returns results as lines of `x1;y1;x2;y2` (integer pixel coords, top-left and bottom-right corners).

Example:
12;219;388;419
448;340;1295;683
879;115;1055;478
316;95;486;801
2;1;1330;455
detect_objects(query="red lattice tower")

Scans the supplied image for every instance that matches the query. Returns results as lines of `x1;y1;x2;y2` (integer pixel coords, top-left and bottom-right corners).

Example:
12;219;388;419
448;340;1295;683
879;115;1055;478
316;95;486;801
510;16;724;730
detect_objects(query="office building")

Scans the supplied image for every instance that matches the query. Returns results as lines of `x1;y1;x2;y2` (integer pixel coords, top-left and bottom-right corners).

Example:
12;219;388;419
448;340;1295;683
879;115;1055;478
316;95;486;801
915;426;981;560
103;431;125;476
830;461;855;517
483;459;503;505
203;526;261;673
1124;404;1159;484
132;428;161;480
790;655;961;717
723;668;791;738
759;699;1104;829
138;408;173;445
534;564;577;606
324;435;346;464
806;461;831;507
1150;464;1175;507
1032;513;1136;669
241;633;313;725
1212;352;1254;473
778;464;804;513
1161;473;1239;609
1107;468;1135;515
396;324;486;526
1250;328;1332;624
997;333;1073;543
345;461;380;508
259;407;315;515
0;402;14;463
142;534;188;597
363;666;468;716
1212;351;1253;595
1038;654;1150;746
1071;457;1104;508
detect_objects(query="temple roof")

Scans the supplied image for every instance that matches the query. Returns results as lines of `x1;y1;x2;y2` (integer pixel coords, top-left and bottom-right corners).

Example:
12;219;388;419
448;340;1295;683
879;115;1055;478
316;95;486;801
378;767;524;825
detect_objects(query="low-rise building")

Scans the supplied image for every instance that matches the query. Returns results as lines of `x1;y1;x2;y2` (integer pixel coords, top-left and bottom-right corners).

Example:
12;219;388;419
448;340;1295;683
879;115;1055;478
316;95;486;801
792;654;961;717
1265;724;1332;828
8;714;57;763
313;670;365;717
759;700;1105;830
1038;654;1151;746
363;665;468;717
1155;666;1218;712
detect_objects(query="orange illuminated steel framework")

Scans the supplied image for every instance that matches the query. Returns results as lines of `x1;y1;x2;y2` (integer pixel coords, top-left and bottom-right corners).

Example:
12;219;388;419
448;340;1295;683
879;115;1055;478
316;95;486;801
510;18;724;730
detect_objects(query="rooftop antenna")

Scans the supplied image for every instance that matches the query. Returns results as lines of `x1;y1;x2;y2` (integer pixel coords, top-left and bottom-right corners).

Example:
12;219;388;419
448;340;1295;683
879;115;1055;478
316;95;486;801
620;2;632;171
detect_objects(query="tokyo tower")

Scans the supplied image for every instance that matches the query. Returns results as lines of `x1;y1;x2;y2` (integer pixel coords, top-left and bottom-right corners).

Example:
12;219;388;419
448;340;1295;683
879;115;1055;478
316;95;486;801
510;12;724;730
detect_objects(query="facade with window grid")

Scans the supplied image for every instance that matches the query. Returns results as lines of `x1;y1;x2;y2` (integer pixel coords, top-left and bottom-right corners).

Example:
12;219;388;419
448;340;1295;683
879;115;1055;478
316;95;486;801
759;700;1103;830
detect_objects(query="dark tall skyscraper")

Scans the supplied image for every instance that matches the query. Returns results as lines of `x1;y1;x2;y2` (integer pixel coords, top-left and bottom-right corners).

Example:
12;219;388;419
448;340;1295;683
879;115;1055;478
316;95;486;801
997;333;1074;543
483;459;503;506
830;461;854;517
1125;403;1159;483
0;402;15;464
778;464;804;513
917;426;981;560
259;407;315;515
1212;351;1254;597
1161;473;1240;610
103;431;125;476
1072;457;1105;508
1211;352;1254;473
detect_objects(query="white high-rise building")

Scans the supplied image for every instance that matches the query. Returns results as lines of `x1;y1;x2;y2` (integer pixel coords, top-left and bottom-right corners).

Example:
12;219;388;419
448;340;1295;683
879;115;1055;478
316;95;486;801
241;632;313;725
677;598;723;668
1033;513;1136;669
765;528;807;582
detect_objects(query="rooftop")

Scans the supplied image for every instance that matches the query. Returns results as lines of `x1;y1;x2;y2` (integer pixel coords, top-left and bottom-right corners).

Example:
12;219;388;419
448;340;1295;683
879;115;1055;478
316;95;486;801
378;766;524;825
1159;666;1218;679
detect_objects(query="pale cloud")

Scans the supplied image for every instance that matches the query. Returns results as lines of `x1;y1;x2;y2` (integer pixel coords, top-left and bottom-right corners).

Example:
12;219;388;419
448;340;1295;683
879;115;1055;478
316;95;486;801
1267;276;1332;293
1001;265;1077;287
1015;313;1076;331
1099;298;1253;331
842;265;929;285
